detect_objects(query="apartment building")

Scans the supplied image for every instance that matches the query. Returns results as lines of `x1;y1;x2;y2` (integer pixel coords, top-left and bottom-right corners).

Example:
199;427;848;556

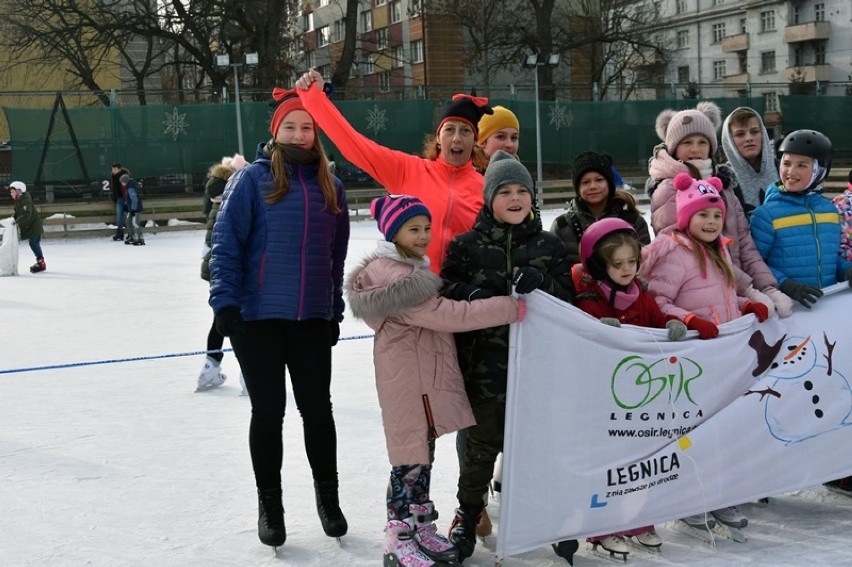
296;0;468;98
648;0;851;116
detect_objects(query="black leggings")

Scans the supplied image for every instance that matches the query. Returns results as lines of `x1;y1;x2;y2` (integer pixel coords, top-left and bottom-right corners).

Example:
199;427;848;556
206;319;225;362
230;318;338;490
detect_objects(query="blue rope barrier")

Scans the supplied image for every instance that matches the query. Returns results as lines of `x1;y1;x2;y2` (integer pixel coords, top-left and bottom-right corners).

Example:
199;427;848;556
0;333;375;376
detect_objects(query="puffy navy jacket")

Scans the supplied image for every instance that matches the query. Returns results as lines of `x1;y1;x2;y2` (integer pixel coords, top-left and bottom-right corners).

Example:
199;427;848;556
209;144;350;322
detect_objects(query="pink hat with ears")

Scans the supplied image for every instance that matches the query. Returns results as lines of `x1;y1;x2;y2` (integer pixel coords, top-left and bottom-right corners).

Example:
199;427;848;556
674;172;726;231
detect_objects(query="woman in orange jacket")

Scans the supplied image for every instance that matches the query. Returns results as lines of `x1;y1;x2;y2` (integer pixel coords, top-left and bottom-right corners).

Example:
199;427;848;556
296;68;493;272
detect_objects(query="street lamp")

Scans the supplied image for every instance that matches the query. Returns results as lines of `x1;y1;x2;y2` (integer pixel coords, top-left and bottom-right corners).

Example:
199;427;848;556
216;51;259;155
522;52;560;197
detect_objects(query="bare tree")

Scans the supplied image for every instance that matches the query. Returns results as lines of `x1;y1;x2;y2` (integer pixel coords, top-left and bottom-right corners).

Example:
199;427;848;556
328;0;363;98
0;0;300;105
429;0;672;100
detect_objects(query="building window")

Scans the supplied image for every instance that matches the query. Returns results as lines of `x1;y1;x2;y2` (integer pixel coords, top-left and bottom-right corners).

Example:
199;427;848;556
677;30;689;48
791;6;801;24
815;3;825;21
376;27;388;49
362;54;374;75
318;0;329;6
379;71;391;92
333;20;345;43
712;23;725;43
653;1;662;17
410;39;424;63
390;0;402;23
411;0;422;16
739;18;746;34
376;0;387;6
760;11;775;32
317;26;330;47
760;51;775;73
764;92;778;112
302;12;314;32
305;51;316;69
737;52;747;73
317;64;330;78
713;60;726;80
793;46;803;67
712;0;723;4
392;45;404;67
815;43;826;65
360;10;372;32
676;0;687;14
678;66;690;83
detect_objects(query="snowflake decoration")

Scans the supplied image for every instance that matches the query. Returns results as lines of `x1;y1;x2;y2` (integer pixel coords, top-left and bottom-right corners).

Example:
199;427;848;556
548;101;573;130
366;104;388;137
163;107;189;141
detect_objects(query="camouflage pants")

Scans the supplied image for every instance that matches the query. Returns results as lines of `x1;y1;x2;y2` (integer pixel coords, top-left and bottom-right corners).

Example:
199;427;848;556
457;397;505;507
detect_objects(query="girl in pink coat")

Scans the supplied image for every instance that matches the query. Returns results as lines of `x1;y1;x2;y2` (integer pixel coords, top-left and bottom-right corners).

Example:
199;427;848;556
346;195;523;567
640;172;770;532
641;173;770;339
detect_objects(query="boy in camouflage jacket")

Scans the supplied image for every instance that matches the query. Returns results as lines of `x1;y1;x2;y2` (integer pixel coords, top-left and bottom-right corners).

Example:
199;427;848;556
440;151;575;562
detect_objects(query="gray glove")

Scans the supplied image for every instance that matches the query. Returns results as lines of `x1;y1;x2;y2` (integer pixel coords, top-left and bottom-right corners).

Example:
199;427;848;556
600;317;621;328
779;279;823;308
666;319;688;341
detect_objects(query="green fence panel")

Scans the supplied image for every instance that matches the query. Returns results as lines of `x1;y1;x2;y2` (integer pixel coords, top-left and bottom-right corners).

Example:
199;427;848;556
7;95;852;190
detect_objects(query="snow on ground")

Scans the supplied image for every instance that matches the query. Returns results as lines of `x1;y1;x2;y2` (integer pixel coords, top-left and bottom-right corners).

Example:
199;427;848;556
2;211;852;566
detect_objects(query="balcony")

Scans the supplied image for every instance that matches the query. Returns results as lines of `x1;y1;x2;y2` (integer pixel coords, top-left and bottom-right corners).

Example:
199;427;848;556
784;21;830;43
722;33;749;53
786;64;831;82
722;73;749;93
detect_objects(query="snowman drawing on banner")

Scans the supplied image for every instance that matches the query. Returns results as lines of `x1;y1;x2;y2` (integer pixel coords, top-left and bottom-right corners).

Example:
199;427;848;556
747;330;852;445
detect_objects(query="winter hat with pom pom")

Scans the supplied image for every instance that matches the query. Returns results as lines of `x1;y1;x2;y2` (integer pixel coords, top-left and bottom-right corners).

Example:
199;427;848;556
371;194;431;242
656;101;722;156
674;172;726;231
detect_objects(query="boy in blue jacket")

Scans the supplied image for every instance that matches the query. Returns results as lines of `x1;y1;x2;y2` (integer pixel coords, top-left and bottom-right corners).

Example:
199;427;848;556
750;130;852;308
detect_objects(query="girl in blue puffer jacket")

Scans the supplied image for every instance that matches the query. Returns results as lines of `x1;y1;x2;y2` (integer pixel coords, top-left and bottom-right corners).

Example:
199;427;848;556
208;88;350;550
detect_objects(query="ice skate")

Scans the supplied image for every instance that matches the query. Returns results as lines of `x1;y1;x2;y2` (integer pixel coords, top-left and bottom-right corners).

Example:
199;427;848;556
29;257;46;273
589;535;629;561
314;479;348;539
112;229;124;241
447;503;481;563
132;238;146;246
711;506;748;529
551;539;578;565
633;528;662;548
257;488;286;548
680;512;716;531
384;520;438;567
195;356;227;392
408;502;459;564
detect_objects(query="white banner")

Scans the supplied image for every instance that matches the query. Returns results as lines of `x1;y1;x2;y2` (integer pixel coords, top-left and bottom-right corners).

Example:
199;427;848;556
498;284;852;559
0;217;19;276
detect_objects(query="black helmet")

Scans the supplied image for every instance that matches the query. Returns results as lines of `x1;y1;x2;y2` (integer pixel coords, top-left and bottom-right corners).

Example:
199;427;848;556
777;130;833;188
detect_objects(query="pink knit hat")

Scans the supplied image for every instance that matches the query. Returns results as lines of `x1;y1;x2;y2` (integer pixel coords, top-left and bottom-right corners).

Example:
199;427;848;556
674;172;726;231
655;101;722;156
371;195;431;242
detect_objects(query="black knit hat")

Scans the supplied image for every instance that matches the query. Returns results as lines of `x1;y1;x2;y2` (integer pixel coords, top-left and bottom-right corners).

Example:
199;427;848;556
571;151;616;199
437;94;494;137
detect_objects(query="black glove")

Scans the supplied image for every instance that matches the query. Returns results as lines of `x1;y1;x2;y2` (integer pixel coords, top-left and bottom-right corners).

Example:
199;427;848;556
513;267;545;294
329;321;340;347
846;266;852;288
445;282;493;301
780;279;823;309
215;306;246;337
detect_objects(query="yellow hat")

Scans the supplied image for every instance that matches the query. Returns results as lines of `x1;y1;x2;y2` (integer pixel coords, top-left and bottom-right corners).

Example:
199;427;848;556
477;106;520;145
